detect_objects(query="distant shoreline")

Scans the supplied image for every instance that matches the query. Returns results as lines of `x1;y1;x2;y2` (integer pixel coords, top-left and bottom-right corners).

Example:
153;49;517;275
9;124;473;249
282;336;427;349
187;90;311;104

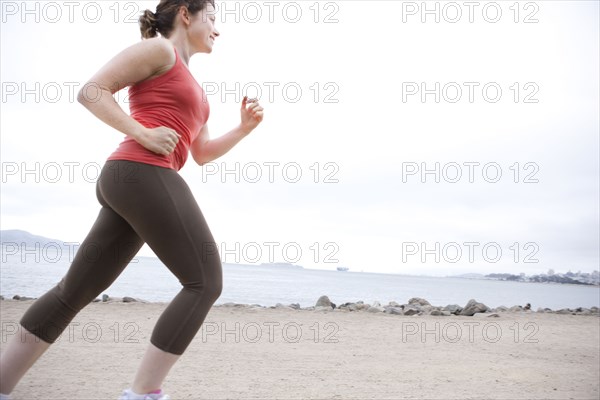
445;275;600;287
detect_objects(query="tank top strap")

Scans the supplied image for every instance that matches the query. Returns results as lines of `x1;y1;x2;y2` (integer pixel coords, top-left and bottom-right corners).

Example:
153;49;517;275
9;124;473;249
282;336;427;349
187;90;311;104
171;45;193;76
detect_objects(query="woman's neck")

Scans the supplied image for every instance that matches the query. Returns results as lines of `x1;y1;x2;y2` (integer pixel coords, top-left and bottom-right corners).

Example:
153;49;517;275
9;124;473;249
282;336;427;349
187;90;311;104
166;35;193;67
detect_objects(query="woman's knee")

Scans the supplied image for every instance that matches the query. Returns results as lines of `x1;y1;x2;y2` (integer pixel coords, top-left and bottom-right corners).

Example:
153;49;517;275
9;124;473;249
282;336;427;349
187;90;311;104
200;244;223;300
205;278;223;302
183;280;222;303
183;261;222;302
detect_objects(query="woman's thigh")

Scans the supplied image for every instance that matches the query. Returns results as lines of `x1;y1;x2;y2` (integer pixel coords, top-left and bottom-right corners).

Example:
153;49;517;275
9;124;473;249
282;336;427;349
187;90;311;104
97;160;222;288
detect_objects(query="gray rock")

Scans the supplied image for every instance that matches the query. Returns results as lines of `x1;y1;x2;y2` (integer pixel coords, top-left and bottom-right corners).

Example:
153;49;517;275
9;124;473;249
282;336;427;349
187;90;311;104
536;307;545;313
221;302;248;308
389;301;401;307
372;301;381;308
92;298;101;303
102;294;109;302
421;305;434;313
315;295;333;308
495;306;509;312
314;305;332;312
355;303;370;311
338;302;360;311
288;303;301;310
13;295;35;300
0;295;4;300
441;311;452;316
366;306;384;313
555;309;572;314
459;299;490;316
384;307;404;315
408;297;431;306
473;313;500;318
509;305;524;312
274;303;295;310
122;297;137;303
403;308;420;316
442;304;462;314
403;304;423;312
430;310;443;316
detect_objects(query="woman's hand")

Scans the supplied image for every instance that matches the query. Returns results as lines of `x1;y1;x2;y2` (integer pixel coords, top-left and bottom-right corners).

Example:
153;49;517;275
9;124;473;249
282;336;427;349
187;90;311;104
240;96;264;134
135;126;181;156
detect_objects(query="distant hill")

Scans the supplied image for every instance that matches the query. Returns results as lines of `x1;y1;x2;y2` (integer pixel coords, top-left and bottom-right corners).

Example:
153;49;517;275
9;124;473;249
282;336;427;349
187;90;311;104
0;230;69;249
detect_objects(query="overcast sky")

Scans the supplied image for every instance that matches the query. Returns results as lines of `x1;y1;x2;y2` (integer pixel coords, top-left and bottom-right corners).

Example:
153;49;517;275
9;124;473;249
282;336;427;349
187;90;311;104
1;0;598;276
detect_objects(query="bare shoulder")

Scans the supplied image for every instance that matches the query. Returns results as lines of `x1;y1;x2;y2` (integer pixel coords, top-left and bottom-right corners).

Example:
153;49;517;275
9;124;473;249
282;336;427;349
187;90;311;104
133;37;177;80
86;37;176;93
138;37;175;63
127;37;176;73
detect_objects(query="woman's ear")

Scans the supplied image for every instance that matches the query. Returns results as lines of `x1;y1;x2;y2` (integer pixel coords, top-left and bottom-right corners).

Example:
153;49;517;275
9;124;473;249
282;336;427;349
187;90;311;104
178;6;191;26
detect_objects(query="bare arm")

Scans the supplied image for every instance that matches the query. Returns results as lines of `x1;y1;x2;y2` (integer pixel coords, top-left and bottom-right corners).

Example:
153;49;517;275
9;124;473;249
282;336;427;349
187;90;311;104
190;96;264;165
77;37;181;156
190;124;248;166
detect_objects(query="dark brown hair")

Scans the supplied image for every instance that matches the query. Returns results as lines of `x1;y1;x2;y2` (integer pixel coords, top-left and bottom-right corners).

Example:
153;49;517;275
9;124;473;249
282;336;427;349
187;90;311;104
139;0;215;39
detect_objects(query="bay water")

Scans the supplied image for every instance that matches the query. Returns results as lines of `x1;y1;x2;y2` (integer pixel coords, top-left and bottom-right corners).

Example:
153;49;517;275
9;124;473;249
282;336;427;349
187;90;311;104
1;252;598;310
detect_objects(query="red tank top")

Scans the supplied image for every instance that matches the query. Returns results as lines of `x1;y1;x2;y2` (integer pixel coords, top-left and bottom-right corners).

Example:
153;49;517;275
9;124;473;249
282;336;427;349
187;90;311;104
106;46;209;171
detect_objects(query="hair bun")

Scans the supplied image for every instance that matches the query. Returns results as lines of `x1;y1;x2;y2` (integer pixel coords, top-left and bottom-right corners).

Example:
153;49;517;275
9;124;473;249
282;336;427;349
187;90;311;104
139;9;158;39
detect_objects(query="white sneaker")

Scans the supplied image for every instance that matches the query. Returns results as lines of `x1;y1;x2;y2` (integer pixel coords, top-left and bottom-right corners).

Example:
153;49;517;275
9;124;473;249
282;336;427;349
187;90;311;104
118;388;171;400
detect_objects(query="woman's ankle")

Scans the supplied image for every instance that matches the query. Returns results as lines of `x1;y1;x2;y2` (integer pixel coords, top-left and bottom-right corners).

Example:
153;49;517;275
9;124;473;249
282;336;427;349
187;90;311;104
131;387;162;395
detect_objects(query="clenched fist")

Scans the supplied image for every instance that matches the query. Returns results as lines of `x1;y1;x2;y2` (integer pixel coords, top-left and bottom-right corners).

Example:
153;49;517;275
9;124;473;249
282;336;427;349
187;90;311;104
136;126;181;156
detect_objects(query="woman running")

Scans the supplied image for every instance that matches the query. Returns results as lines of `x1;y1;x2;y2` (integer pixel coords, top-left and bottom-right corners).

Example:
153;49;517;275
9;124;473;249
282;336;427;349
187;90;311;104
0;0;263;399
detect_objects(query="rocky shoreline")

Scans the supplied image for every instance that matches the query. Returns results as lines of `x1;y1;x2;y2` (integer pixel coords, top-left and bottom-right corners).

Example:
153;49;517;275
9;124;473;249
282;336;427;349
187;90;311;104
3;294;599;317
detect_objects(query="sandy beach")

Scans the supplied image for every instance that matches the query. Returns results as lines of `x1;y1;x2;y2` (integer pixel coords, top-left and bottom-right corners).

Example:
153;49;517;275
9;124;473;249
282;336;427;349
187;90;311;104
1;300;599;400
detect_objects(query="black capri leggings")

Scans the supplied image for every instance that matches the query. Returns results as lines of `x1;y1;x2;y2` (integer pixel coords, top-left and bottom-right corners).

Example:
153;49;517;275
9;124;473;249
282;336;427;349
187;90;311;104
19;160;223;355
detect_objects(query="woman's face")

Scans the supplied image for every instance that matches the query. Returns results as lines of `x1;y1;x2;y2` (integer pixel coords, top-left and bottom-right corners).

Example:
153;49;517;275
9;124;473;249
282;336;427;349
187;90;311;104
188;4;219;54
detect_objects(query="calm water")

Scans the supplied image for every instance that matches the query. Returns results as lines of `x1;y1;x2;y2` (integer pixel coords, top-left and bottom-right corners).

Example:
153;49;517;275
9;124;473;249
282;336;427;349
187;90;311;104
1;252;598;310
